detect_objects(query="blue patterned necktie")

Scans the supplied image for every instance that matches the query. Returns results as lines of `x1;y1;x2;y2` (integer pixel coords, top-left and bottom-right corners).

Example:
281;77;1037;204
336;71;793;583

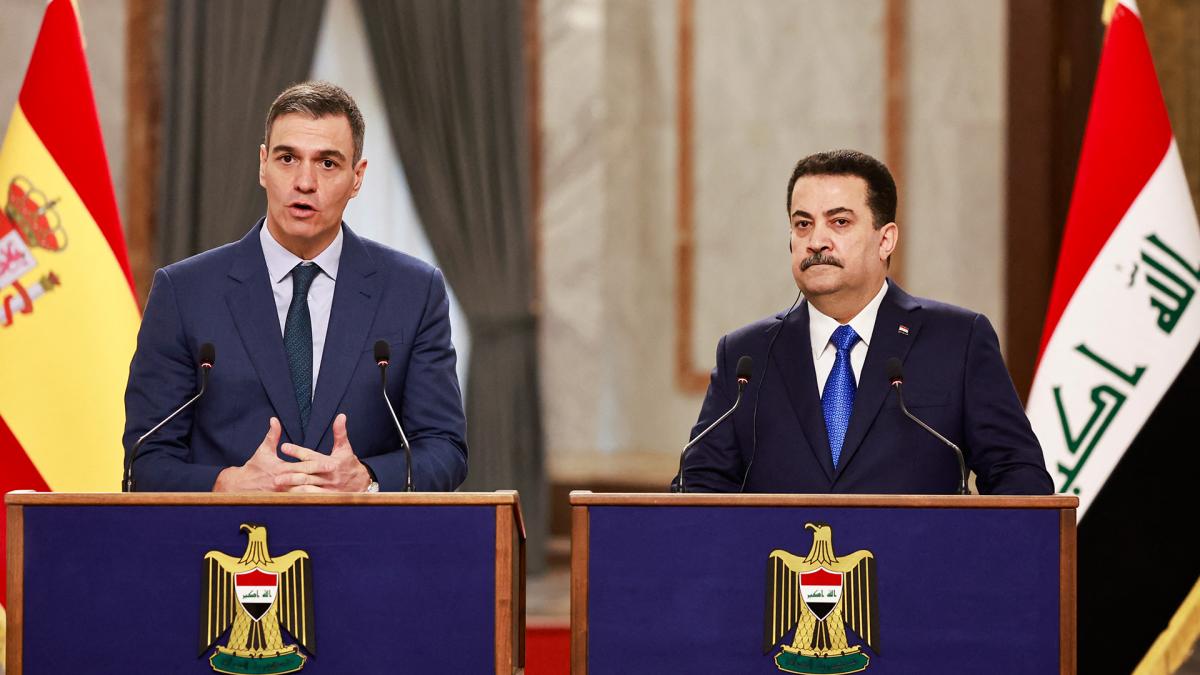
822;324;861;469
284;262;320;429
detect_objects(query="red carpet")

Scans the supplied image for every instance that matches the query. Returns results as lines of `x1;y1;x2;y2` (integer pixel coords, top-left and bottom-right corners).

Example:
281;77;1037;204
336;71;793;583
526;624;570;675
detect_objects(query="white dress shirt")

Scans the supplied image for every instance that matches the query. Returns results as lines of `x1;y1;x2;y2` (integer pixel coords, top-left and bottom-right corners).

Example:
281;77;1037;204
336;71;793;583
259;224;343;395
809;280;889;396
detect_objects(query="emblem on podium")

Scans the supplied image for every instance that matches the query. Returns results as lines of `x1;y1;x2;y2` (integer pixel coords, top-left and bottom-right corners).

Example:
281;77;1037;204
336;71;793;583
199;524;316;674
763;523;879;674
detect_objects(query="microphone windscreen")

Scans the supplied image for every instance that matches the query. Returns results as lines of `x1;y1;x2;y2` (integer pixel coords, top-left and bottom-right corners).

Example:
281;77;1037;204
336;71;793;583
736;355;754;381
374;339;390;363
885;357;903;384
198;342;216;367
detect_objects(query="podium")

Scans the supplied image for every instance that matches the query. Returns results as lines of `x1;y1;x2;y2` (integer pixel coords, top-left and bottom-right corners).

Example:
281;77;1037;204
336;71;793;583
570;492;1077;674
5;491;525;675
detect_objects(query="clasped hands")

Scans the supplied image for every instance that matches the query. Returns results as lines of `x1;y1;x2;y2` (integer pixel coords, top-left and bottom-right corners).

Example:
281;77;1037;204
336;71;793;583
212;413;372;493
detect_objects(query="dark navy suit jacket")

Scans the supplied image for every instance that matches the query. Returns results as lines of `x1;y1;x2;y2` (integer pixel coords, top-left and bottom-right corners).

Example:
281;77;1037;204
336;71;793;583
675;282;1052;494
123;221;468;491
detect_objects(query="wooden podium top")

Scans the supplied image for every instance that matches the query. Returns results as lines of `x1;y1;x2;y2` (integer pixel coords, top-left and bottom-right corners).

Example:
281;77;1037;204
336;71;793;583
6;490;525;536
570;491;1078;509
6;489;520;506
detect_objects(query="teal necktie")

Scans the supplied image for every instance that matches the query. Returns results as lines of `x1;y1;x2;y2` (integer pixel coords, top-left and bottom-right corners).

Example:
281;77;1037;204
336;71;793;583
284;262;320;429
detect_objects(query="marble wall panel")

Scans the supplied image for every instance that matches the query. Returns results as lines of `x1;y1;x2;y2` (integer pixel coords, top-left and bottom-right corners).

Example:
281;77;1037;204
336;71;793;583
542;0;694;480
691;0;887;368
903;0;1008;345
600;0;678;458
540;0;613;459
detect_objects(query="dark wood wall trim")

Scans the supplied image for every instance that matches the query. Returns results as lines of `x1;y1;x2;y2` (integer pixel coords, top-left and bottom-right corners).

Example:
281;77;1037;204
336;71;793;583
524;0;543;316
1141;0;1200;211
674;0;707;392
884;0;907;286
1004;0;1104;400
124;0;163;309
675;1;910;392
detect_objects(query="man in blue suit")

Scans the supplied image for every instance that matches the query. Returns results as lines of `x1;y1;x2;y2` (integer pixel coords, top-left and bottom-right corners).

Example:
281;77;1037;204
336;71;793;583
675;150;1051;494
124;81;467;492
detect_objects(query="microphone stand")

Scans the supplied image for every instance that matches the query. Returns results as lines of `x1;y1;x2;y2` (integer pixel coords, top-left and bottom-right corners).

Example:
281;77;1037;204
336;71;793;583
892;380;969;495
124;362;212;492
377;359;414;492
673;378;748;493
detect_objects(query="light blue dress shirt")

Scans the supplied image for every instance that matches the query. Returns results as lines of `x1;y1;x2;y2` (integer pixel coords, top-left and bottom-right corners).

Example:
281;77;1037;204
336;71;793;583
259;223;343;395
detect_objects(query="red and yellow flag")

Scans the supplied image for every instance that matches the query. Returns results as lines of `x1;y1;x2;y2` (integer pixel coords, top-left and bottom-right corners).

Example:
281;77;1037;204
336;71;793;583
0;0;140;619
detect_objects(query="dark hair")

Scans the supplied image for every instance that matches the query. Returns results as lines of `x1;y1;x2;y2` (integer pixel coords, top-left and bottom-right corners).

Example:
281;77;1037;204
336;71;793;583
785;149;897;229
264;81;365;164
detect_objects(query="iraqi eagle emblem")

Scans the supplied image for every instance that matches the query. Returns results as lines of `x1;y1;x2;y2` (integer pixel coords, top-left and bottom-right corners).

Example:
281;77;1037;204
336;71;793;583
200;524;315;674
763;523;879;674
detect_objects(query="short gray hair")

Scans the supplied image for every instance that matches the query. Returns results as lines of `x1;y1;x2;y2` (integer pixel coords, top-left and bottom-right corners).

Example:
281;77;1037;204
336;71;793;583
264;81;365;163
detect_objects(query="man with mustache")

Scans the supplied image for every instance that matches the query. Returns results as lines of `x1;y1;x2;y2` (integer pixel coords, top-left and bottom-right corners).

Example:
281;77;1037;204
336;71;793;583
674;149;1051;494
123;81;467;492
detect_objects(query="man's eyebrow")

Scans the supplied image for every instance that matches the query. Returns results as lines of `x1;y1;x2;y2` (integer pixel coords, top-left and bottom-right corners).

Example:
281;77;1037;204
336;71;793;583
792;209;813;219
824;207;855;218
269;145;347;162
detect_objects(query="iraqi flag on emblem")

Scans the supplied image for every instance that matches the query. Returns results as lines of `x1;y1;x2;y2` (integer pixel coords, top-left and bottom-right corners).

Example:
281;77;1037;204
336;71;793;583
235;569;279;621
799;568;843;621
1026;0;1200;671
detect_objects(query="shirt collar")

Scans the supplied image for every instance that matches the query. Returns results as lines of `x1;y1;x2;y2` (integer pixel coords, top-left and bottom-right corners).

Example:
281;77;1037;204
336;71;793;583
259;222;343;283
808;279;890;360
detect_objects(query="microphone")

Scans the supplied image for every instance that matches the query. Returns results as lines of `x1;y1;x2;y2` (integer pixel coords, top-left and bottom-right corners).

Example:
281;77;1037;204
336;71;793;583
741;290;801;491
674;355;753;493
124;342;215;492
375;339;414;492
886;357;968;495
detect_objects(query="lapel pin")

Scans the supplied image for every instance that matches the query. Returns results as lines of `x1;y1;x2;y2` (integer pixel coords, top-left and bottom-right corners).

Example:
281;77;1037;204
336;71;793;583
897;324;909;336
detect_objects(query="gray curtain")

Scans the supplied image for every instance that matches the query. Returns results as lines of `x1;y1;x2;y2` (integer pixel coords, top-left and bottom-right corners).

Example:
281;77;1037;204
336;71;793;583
357;0;546;569
158;0;326;263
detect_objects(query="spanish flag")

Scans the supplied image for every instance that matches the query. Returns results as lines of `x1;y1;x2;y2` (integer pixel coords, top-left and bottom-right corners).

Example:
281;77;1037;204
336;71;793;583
0;0;140;636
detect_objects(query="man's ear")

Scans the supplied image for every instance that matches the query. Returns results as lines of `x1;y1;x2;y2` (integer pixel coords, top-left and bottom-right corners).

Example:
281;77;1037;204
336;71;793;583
879;221;898;261
350;158;368;197
258;144;268;188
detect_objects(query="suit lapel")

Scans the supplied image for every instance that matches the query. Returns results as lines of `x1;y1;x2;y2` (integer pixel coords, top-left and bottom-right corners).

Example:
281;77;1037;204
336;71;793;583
304;226;381;448
833;281;923;480
773;302;836;483
225;221;305;443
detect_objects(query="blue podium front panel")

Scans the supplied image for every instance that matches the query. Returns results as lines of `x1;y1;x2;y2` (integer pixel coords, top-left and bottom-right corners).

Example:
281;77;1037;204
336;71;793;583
587;505;1061;675
19;504;495;674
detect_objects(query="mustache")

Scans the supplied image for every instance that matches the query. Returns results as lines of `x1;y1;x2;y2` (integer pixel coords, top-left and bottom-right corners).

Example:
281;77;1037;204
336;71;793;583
800;252;844;271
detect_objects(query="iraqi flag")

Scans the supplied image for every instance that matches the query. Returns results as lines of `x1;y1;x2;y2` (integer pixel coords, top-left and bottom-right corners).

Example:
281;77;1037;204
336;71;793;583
1025;0;1200;671
0;0;140;636
799;568;843;622
235;569;280;621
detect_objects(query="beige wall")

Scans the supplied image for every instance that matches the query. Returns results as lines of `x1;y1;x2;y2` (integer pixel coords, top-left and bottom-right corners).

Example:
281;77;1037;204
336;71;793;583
540;0;1009;485
903;0;1007;335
